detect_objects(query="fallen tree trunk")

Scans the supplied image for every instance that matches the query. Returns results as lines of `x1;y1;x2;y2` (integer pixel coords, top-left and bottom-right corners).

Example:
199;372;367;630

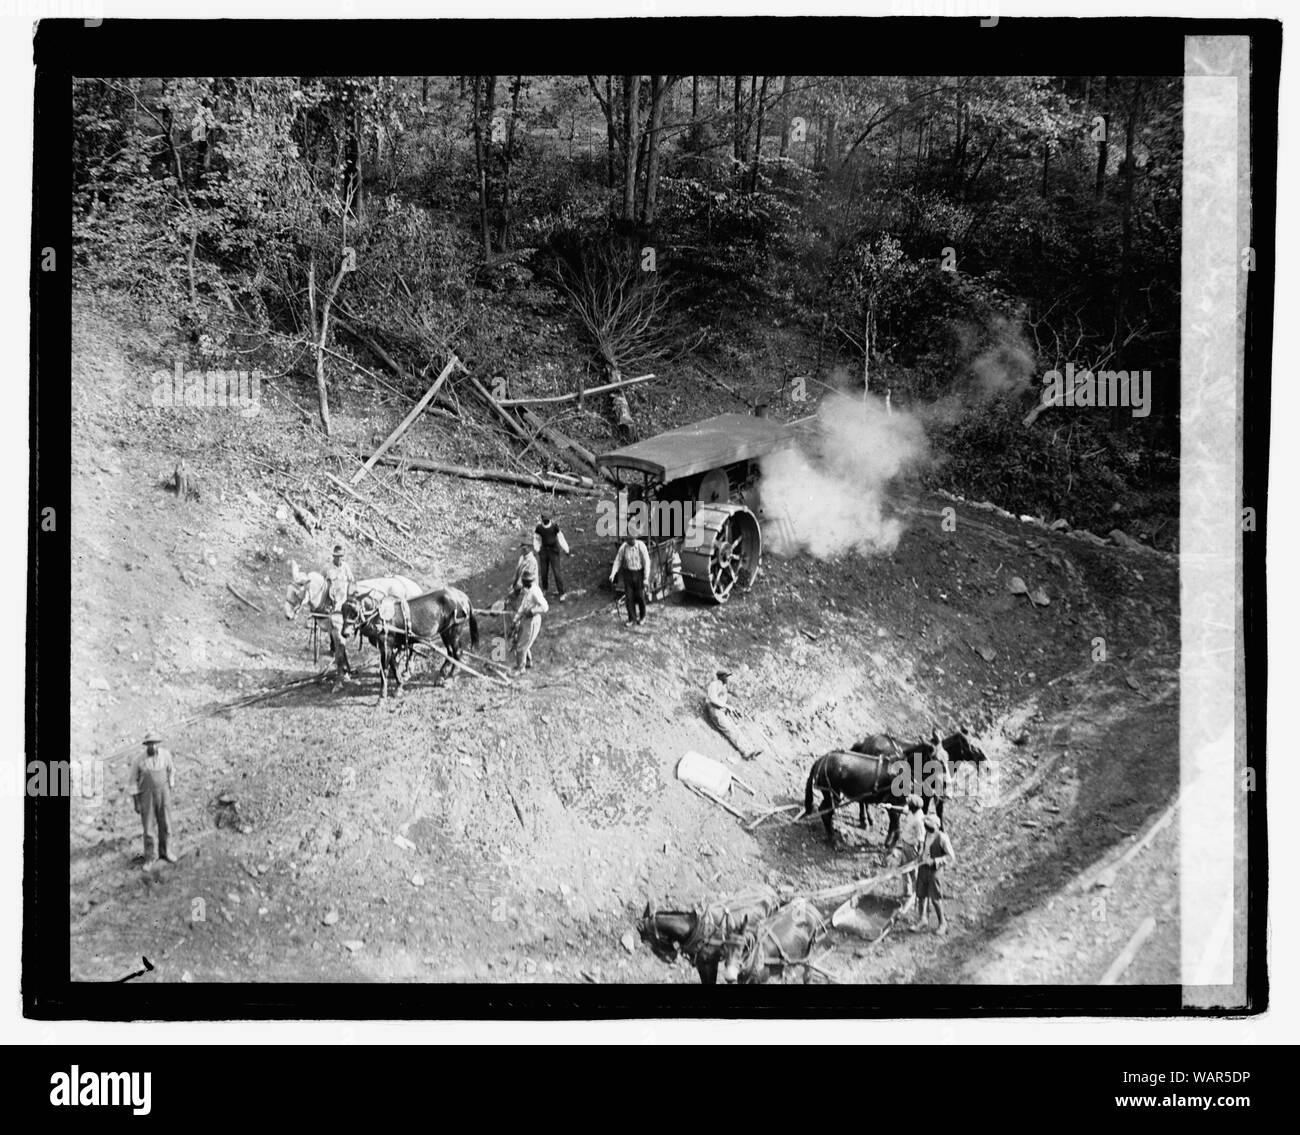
351;355;459;485
494;372;655;407
517;407;603;481
323;471;414;535
364;454;601;495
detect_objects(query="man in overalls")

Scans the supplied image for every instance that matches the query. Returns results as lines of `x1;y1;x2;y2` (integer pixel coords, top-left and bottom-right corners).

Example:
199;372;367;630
129;730;177;870
324;543;356;681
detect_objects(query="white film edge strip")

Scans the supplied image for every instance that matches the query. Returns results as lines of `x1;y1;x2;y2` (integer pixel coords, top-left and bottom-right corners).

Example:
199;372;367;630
1180;58;1242;991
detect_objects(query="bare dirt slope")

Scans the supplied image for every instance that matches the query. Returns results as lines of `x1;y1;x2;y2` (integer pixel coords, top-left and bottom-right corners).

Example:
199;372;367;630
68;299;1180;986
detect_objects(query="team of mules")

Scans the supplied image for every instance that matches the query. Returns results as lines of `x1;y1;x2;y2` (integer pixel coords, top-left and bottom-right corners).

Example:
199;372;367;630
804;727;988;845
342;586;479;699
283;564;478;698
638;885;832;984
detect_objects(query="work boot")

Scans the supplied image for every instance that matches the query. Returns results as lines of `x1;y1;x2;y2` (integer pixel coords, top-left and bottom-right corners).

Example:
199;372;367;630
162;851;178;864
935;918;949;937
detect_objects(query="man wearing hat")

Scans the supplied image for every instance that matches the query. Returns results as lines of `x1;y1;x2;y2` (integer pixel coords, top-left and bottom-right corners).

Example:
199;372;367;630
324;543;356;680
892;793;927;908
511;574;550;675
911;813;956;935
704;670;761;760
608;529;650;626
534;510;572;602
510;538;540;599
128;731;177;869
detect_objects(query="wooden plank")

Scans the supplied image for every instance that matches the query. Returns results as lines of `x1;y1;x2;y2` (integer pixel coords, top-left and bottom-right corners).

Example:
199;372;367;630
351;355;458;485
805;862;917;903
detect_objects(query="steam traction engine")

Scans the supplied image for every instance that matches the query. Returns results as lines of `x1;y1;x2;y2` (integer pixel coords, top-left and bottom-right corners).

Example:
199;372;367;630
595;413;795;604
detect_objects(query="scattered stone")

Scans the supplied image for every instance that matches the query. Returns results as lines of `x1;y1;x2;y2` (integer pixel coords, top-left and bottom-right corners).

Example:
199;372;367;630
392;834;416;852
88;676;110;691
342;940;365;952
620;930;637;954
322;909;339;926
410;873;425;888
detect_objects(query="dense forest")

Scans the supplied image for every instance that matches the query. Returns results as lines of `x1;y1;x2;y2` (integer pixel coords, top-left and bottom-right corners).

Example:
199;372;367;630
72;75;1182;545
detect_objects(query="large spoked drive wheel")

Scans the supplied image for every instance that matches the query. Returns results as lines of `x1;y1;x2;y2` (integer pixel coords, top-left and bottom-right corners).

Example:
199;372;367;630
680;504;763;604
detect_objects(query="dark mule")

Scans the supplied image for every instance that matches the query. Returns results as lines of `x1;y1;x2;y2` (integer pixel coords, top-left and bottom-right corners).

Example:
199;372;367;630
637;907;722;984
803;749;910;846
343;587;480;698
718;899;829;984
899;727;990;824
637;886;781;985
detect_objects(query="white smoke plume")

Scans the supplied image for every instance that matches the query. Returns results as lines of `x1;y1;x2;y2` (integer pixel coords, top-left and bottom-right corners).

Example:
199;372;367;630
760;390;928;559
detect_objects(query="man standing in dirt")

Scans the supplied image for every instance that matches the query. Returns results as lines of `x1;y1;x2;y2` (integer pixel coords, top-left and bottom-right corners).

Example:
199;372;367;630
705;670;761;760
511;576;549;675
324;543;356;681
894;793;926;909
609;530;650;625
534;510;572;602
911;813;956;935
129;730;177;870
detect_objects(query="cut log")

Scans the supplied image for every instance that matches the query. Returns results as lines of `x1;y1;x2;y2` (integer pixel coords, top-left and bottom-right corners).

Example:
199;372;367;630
364;454;601;495
494;373;656;407
351;355;459;485
517;407;604;482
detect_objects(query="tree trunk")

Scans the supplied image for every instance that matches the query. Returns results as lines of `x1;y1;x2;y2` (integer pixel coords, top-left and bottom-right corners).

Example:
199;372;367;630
778;75;793;158
471;76;492;258
345;99;365;222
1095;75;1110;199
606;75;616;189
733;76;744;165
1118;80;1143;315
642;76;671;225
308;255;331;435
500;76;523;250
750;75;768;191
622;75;642;220
692;75;699;120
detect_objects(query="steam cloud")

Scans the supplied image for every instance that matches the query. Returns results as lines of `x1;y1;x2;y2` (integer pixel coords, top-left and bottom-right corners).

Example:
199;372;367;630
759;390;928;559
